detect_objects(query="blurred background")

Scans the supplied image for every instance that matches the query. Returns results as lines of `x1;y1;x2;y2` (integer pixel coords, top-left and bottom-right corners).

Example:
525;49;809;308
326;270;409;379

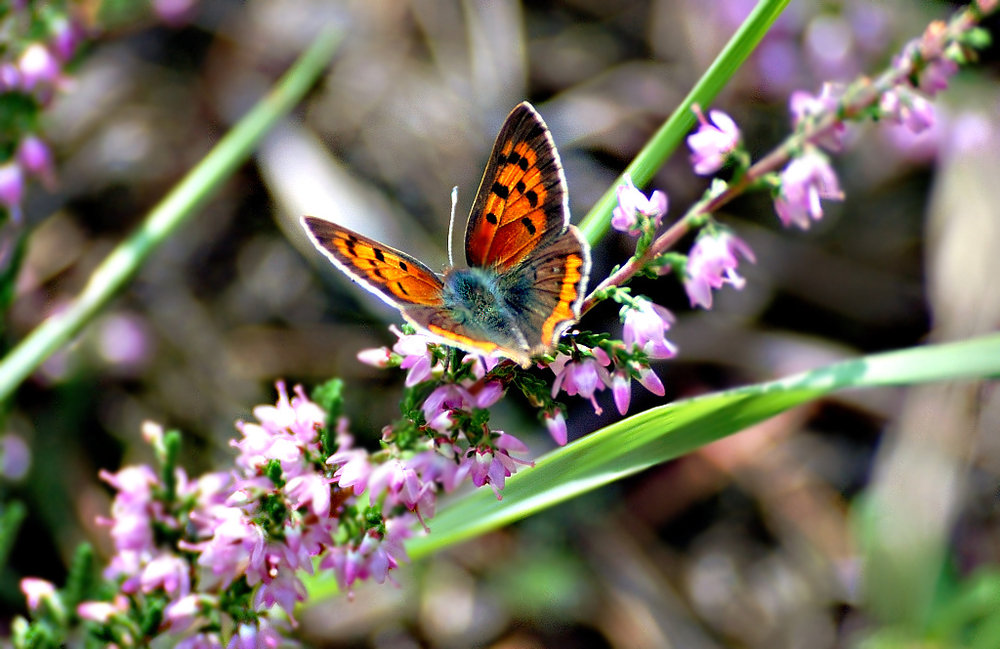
1;0;999;647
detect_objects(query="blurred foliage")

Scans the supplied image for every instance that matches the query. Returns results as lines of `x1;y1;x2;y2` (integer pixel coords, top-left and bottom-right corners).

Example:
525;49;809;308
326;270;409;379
1;0;999;648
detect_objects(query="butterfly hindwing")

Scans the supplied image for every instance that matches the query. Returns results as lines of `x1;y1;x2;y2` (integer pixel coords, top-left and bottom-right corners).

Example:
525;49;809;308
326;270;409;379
465;102;570;272
301;216;444;308
500;225;590;357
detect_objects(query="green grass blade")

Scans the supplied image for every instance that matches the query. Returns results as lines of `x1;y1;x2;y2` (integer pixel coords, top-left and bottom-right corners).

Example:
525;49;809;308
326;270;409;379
577;0;791;244
0;29;342;404
405;333;1000;558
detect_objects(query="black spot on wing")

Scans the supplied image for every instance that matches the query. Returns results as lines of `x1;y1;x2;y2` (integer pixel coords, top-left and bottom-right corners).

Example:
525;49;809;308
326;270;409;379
521;217;537;235
486;212;498;225
374;249;385;262
492;182;509;200
525;190;538;207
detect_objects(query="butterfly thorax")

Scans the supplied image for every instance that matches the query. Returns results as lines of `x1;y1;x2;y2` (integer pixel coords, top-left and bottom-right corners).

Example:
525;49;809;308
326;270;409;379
441;267;530;344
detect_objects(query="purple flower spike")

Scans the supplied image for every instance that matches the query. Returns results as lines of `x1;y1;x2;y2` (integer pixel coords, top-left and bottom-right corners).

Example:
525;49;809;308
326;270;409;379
684;230;756;310
687;106;741;175
612;174;668;235
773;149;844;230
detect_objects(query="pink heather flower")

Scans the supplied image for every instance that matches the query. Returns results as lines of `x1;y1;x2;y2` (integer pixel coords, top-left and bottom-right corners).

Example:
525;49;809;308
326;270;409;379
470;432;532;499
684;230;756;310
611;371;630;416
0;161;25;224
50;16;85;62
611;174;668;235
919;57;959;95
407;448;470;493
228;623;284;649
328;443;372;495
140;553;191;597
789;83;847;151
18;43;61;91
20;578;56;610
880;88;935;134
543;410;567;446
773;149;843;229
77;600;122;623
17;135;56;189
357;346;392;367
611;362;666;415
635;364;665;397
177;632;224;649
390;326;436;386
550;348;612;415
687;106;741;175
322;518;413;591
285;472;332;518
623;300;677;359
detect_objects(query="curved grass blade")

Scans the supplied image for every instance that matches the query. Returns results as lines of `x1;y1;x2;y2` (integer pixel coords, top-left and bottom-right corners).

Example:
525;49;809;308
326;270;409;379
405;333;1000;558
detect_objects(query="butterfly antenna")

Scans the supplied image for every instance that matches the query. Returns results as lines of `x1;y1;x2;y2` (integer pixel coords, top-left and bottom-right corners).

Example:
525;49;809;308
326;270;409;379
448;186;458;267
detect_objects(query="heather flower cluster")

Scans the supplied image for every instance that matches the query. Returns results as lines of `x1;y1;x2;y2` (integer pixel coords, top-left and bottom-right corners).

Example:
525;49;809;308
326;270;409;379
16;370;538;647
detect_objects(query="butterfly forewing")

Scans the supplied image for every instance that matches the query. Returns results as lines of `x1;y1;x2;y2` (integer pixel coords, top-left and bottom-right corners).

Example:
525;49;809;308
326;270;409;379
465;102;570;271
301;216;444;308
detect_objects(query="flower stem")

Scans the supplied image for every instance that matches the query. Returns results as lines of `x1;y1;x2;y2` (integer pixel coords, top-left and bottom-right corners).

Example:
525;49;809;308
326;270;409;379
0;29;343;404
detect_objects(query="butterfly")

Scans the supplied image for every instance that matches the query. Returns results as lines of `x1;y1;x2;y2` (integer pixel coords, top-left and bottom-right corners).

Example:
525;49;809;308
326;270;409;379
302;102;591;368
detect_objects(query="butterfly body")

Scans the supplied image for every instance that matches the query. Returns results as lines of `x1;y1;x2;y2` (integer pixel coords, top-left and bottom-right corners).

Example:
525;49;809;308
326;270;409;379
303;102;590;367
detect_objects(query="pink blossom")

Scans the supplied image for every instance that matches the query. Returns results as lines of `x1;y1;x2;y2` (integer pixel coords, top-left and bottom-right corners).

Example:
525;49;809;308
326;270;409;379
0;161;25;224
328;444;372;494
684;230;756;309
611;174;668;235
17;135;56;189
391;325;437;386
20;578;55;610
227;623;284;649
773;149;843;229
789;83;847;151
880;88;935;134
77;595;128;623
623;300;677;359
687;106;741;175
469;434;532;500
543;410;568;446
357;346;392;367
140;553;191;597
18;43;60;91
611;371;631;416
550;348;612;415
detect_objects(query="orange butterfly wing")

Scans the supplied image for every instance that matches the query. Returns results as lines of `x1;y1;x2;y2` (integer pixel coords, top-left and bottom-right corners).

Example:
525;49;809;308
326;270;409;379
464;102;570;271
301;216;444;308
